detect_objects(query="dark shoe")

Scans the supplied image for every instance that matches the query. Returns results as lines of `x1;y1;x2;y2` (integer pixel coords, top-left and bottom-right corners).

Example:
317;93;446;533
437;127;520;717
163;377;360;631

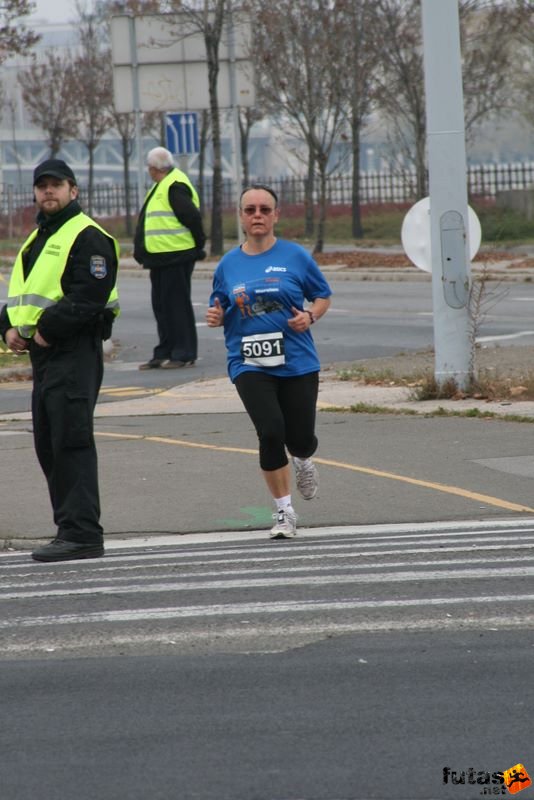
31;539;104;562
160;360;196;369
139;358;164;370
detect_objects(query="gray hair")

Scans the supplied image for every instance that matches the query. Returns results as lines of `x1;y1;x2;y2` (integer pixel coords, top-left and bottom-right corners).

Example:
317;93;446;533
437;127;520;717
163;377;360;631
147;147;175;171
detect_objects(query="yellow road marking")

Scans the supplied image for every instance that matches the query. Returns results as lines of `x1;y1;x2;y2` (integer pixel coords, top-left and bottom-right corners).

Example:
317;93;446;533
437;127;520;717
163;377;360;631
95;431;534;514
100;386;163;398
96;430;257;456
0;381;32;389
314;456;534;514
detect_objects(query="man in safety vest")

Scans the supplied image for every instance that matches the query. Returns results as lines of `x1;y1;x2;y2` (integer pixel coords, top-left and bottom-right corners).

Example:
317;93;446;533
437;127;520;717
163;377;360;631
134;146;206;369
0;159;120;562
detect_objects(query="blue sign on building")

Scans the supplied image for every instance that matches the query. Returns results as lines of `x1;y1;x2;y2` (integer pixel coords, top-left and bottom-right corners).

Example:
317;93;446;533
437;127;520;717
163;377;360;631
165;112;200;156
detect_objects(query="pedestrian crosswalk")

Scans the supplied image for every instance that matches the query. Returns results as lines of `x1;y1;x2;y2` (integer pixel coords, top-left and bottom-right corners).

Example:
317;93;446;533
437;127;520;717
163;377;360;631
1;519;534;659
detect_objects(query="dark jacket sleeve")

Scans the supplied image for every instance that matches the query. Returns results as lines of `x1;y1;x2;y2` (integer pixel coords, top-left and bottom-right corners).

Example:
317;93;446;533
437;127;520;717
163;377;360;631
0;304;12;341
37;227;118;343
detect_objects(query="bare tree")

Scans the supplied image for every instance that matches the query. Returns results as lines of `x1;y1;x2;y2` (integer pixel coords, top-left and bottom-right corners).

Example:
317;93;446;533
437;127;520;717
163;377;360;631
336;0;376;238
501;1;534;141
159;0;229;256
72;5;114;214
460;1;524;139
237;106;263;187
372;0;426;198
0;0;41;183
0;0;40;64
197;108;211;219
373;0;524;200
18;51;79;157
110;110;137;234
252;0;347;253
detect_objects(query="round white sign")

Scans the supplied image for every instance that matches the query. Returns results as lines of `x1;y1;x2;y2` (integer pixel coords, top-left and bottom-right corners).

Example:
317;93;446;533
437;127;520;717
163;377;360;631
401;196;482;273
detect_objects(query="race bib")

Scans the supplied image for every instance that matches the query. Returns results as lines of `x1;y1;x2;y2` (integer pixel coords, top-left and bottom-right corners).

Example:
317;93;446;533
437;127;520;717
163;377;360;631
241;331;285;367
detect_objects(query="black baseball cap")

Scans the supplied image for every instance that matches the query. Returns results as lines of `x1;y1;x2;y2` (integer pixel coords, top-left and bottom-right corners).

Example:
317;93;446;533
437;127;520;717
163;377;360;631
33;159;77;186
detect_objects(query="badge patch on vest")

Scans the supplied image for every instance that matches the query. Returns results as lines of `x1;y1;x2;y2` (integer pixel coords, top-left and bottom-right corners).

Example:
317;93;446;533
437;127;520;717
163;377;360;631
90;255;107;279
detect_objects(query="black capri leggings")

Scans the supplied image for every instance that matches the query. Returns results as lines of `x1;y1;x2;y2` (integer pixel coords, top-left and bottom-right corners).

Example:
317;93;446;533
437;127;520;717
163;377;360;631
234;370;319;472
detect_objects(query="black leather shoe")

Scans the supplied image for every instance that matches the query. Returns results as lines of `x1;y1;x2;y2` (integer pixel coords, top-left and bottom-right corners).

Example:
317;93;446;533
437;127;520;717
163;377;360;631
31;539;105;562
139;358;164;370
160;360;195;369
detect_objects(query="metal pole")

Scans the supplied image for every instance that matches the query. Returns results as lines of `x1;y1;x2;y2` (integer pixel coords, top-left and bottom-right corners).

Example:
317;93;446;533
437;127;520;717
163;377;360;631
128;15;145;211
227;3;243;244
421;0;472;390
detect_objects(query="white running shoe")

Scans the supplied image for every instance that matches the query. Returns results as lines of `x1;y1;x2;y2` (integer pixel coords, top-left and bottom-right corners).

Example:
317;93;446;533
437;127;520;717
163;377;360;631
293;457;318;500
270;508;298;539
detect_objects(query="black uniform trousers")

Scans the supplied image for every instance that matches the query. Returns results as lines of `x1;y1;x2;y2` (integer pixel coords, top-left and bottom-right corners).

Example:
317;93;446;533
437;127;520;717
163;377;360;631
30;332;104;544
150;261;197;363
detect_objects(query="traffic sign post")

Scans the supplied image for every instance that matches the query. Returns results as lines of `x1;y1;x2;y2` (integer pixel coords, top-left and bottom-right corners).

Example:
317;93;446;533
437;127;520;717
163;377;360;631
421;0;472;390
165;112;200;156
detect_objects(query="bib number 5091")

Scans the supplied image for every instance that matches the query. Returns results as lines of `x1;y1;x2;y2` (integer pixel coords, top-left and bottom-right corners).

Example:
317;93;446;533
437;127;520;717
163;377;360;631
241;332;285;367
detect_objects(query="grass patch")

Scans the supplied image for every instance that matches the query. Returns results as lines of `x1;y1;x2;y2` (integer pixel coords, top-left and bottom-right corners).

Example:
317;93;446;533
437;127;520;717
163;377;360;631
220;201;534;248
336;357;534;404
412;370;534;403
474;204;534;245
336;364;429;387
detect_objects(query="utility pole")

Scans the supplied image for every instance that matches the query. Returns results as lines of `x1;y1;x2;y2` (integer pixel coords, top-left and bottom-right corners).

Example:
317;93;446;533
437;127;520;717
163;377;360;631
421;0;472;390
128;15;145;212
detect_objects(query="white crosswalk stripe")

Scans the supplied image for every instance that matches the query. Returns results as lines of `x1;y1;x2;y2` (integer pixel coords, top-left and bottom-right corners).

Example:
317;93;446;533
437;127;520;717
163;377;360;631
1;519;534;657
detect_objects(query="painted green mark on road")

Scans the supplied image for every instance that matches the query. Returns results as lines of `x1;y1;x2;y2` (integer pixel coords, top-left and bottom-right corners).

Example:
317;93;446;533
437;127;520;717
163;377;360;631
216;506;273;529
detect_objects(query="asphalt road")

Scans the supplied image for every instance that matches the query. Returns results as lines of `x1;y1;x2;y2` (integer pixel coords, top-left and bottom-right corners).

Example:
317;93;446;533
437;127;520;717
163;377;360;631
3;276;534;800
1;522;533;800
4;274;534;413
0;275;437;413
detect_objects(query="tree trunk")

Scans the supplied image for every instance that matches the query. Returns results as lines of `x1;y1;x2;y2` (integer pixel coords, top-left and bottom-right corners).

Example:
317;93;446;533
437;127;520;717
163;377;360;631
238;108;250;187
209;98;224;255
207;31;224;255
87;143;95;217
313;155;327;254
304;149;315;238
198;110;209;220
351;115;363;239
122;134;133;236
414;118;427;200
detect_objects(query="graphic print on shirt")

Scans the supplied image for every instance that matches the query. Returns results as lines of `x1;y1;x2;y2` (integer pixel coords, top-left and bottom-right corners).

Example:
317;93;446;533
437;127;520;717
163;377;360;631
232;276;284;319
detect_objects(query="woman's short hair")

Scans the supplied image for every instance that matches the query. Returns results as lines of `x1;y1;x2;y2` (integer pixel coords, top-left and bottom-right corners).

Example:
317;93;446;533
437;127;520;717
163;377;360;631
239;184;278;208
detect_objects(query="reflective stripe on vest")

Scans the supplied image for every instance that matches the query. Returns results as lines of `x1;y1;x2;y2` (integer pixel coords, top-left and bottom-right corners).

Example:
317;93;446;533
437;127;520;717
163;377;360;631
7;213;120;339
144;168;199;254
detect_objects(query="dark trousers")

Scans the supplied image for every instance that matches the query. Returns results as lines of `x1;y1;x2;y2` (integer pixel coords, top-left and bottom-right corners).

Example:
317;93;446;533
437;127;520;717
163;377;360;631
235;371;319;471
30;334;104;544
150;262;197;362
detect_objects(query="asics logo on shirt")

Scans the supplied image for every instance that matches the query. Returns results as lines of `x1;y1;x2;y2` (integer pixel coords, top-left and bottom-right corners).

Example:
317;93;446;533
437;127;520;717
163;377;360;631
265;266;287;273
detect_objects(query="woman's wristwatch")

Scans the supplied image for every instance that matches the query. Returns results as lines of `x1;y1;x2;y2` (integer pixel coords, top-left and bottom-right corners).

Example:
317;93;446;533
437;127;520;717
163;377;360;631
306;309;316;325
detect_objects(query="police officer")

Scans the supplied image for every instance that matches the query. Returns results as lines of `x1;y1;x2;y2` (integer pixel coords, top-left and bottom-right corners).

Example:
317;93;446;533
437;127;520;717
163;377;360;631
134;146;206;369
0;159;120;562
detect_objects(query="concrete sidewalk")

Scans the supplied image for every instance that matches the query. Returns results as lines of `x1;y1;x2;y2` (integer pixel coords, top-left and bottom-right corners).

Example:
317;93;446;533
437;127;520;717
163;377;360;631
2;368;534;421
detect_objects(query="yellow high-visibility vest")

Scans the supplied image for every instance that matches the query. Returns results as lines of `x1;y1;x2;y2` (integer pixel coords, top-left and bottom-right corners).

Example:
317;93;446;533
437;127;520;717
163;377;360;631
7;213;120;338
144;168;199;253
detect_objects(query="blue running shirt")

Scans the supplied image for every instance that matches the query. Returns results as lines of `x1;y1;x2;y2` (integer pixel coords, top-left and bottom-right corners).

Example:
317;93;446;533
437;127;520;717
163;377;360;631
209;239;332;382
